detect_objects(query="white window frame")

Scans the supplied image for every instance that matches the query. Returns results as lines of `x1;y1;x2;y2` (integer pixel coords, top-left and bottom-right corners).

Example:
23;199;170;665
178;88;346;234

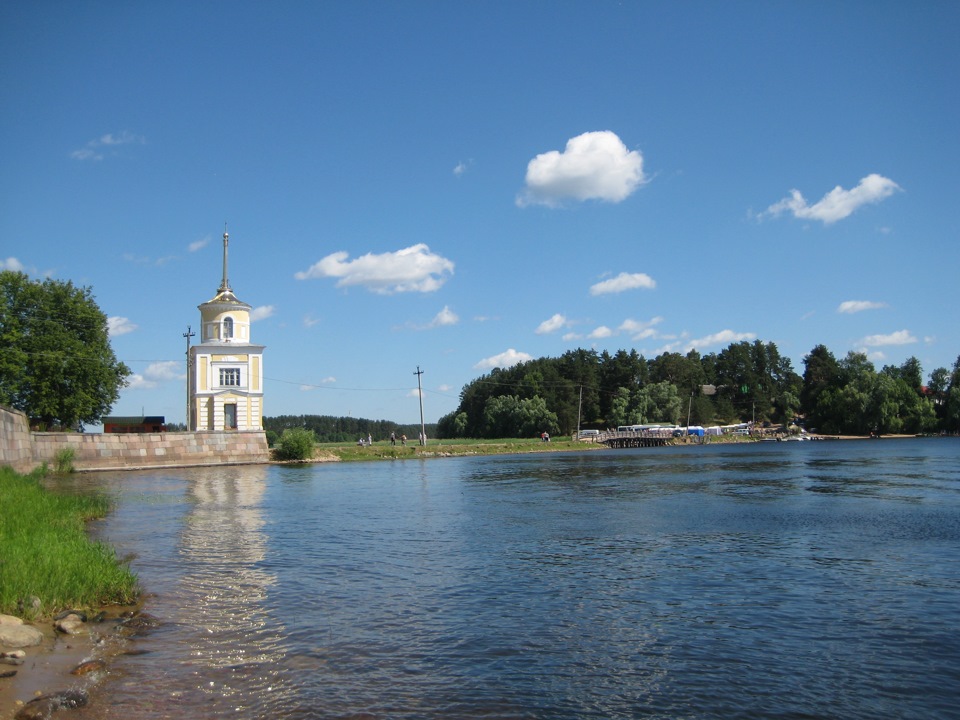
219;367;241;387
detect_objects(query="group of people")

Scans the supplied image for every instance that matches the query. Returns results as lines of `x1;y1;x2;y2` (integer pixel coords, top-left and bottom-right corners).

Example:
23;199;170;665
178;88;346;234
357;431;429;447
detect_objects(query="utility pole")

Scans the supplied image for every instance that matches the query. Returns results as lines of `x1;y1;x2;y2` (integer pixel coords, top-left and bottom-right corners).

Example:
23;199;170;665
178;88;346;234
183;326;195;429
576;384;583;439
414;366;426;445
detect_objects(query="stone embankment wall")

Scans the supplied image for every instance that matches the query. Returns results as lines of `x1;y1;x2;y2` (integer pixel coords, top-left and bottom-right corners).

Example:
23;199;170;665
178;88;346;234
0;406;269;473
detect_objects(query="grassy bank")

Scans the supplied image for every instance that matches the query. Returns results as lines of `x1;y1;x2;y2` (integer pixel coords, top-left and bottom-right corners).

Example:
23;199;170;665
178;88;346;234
0;466;139;618
313;436;605;462
308;433;771;462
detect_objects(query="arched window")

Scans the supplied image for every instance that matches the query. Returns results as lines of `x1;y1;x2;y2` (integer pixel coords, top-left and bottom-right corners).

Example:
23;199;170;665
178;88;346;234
223;316;234;340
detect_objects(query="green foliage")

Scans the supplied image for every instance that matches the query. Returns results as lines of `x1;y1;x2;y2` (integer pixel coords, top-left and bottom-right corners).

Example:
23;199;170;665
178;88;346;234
0;466;139;616
482;394;559;438
273;427;317;461
437;339;956;438
54;447;75;474
0;270;131;429
635;381;683;425
264;414;435;444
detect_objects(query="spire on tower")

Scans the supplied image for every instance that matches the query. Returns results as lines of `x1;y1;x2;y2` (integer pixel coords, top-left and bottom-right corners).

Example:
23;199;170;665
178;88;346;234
218;223;231;293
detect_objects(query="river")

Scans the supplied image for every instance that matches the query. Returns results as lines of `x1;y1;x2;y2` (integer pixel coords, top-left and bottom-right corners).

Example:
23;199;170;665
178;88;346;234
61;439;959;719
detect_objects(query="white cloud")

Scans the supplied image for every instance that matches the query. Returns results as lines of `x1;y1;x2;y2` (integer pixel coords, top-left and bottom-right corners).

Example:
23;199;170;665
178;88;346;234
837;300;886;314
295;243;454;294
517;130;646;207
188;236;210;252
303;314;321;328
124;374;151;390
686;329;755;351
301;377;336;391
474;348;534;370
453;160;472;176
590;272;656;295
145;361;183;381
71;131;145;161
860;329;917;347
107;316;138;337
438;384;452;392
762;173;900;224
588;326;613;339
535;313;569;334
1;257;25;271
125;361;183;390
407;388;424;399
250;305;275;322
430;306;459;327
562;331;582;342
122;252;176;267
618;316;664;341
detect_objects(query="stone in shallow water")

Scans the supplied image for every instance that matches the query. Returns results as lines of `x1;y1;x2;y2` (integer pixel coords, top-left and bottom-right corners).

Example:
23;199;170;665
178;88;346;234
0;624;43;648
70;659;106;676
14;689;88;719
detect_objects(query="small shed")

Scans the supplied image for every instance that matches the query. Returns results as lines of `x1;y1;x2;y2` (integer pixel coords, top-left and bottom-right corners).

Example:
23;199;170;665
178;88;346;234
103;416;166;433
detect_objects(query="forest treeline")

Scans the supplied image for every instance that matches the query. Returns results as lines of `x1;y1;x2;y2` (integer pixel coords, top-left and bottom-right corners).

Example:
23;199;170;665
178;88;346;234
434;341;960;439
263;415;437;445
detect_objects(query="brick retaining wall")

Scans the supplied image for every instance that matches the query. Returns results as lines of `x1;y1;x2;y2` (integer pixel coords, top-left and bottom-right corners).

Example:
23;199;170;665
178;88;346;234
1;406;269;473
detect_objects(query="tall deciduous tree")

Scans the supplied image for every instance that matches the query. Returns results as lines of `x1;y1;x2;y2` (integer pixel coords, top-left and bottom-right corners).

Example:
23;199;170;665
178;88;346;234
0;271;130;429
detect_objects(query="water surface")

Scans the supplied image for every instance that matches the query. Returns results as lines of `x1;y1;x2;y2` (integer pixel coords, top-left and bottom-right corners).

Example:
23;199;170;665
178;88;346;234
68;439;959;719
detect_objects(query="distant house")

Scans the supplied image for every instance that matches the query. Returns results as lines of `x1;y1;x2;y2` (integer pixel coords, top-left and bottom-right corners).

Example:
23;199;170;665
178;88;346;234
103;416;166;433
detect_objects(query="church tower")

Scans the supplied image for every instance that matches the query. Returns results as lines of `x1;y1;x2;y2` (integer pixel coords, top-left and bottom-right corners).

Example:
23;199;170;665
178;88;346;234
188;228;265;431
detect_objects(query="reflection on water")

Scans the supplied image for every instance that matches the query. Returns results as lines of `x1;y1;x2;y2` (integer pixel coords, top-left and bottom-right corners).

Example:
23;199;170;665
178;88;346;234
75;465;293;718
69;440;960;719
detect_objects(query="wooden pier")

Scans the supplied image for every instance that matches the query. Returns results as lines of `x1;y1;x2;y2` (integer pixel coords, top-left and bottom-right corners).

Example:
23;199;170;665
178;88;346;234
595;430;671;449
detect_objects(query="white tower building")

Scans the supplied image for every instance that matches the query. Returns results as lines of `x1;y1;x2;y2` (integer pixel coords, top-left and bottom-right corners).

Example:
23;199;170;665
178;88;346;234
188;229;265;431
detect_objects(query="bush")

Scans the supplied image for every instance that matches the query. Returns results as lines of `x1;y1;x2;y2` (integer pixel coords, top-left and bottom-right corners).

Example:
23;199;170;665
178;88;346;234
54;447;75;474
273;427;316;461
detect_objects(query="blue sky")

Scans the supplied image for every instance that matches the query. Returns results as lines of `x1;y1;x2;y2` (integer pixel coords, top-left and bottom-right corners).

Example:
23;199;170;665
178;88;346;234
2;1;958;426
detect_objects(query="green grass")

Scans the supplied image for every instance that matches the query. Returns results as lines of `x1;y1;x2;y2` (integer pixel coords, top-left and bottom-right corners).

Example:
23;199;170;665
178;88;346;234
314;436;596;462
0;466;140;618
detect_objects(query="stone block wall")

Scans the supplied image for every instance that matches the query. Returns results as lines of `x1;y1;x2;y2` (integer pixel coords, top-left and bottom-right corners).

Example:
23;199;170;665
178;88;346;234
1;406;269;473
0;406;35;474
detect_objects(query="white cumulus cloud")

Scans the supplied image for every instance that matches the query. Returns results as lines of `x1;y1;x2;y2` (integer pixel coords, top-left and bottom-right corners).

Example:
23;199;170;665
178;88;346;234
590;272;656;295
686;329;756;351
107;316;138;337
860;329;916;347
430;306;459;327
1;257;24;271
762;173;900;224
295;243;454;294
189;236;210;252
125;361;183;390
588;326;614;339
837;300;887;314
535;313;569;334
475;348;534;370
618;316;664;341
250;305;275;322
517;131;646;207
